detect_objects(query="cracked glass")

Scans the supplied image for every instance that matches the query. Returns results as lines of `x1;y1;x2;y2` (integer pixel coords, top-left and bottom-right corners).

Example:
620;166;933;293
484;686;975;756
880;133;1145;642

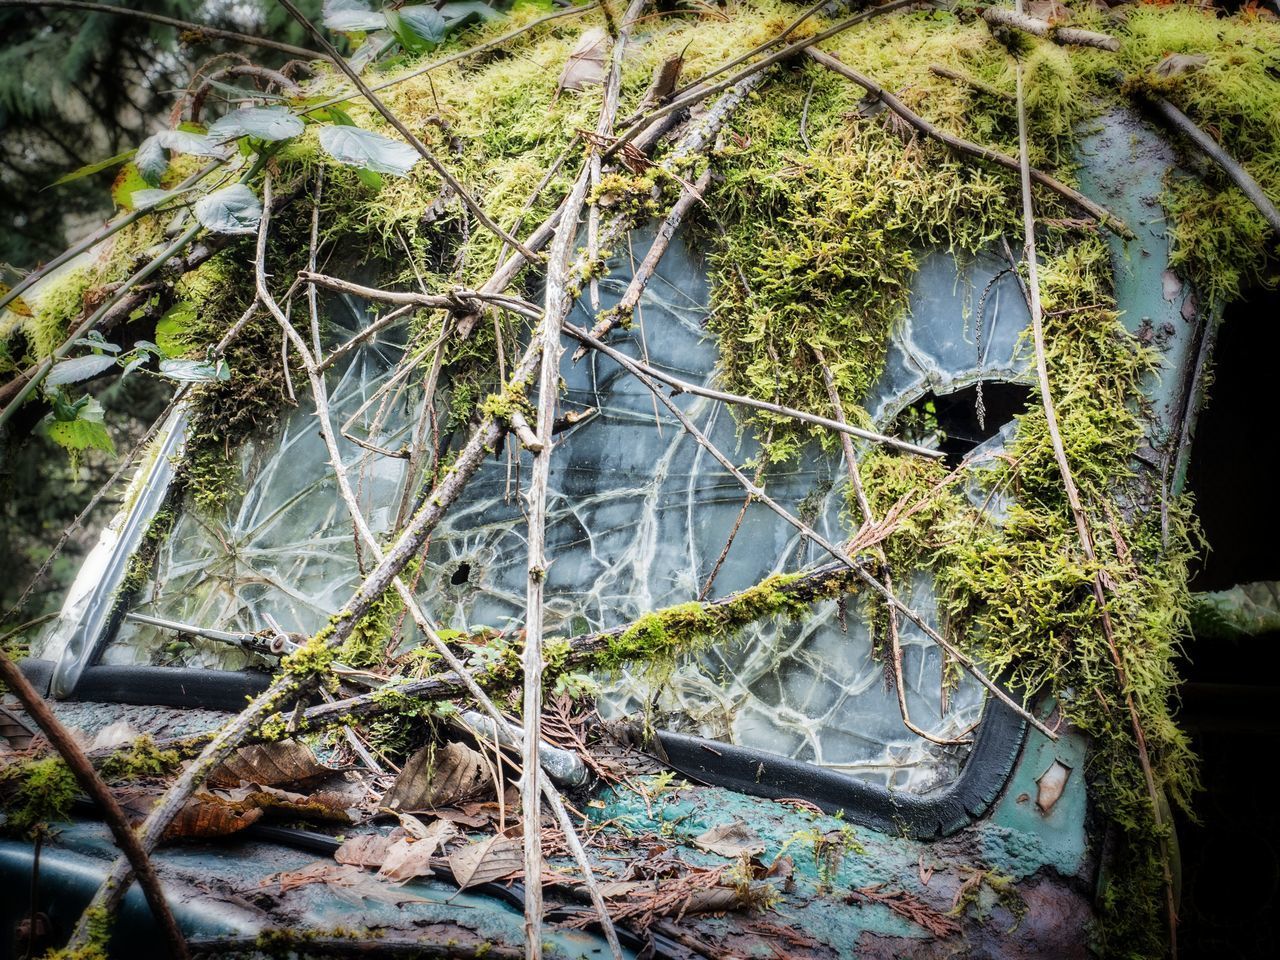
90;229;1033;795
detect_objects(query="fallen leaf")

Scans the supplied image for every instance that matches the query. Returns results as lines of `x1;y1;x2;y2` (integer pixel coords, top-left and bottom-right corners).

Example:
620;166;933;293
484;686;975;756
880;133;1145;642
448;834;523;889
208;740;333;788
379;820;458;882
265;861;428;904
692;821;766;858
426;807;489;828
335;831;400;868
384;740;489;811
1154;53;1209;78
164;792;264;840
558;28;607;93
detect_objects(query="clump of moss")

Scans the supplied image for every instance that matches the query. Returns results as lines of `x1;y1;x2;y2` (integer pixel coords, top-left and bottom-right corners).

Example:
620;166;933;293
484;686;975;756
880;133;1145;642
42;905;112;960
0;755;77;835
598;570;850;671
98;735;182;782
1116;5;1280;307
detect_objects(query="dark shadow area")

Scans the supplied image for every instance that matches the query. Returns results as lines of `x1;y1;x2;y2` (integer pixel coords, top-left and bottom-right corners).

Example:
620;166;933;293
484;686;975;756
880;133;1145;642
894;381;1032;468
1187;285;1280;592
1179;284;1280;959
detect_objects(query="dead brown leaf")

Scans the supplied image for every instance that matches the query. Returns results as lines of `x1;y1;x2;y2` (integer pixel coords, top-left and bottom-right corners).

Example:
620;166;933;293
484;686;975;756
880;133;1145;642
425;806;489;828
557;27;607;93
334;829;404;868
164;792;264;840
448;834;523;889
384;740;489;811
264;861;429;905
692;821;766;858
0;706;34;751
208;740;333;788
379;820;458;882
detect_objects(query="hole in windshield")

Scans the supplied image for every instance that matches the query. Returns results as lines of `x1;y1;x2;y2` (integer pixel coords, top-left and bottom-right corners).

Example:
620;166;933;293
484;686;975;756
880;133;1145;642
895;382;1032;468
451;562;472;586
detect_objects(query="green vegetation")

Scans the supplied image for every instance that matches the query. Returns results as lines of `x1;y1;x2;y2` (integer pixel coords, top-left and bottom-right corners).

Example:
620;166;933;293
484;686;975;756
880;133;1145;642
0;755;77;835
3;3;1279;954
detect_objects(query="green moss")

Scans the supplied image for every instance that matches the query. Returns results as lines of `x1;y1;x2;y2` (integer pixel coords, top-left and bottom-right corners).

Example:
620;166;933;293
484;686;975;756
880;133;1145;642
598;571;845;671
1116;5;1280;308
97;735;182;782
41;905;111;960
26;265;93;360
0;755;77;835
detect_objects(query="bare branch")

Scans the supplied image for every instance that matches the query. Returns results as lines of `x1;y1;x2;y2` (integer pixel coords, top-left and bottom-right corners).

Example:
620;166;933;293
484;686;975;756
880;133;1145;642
982;7;1120;52
1144;95;1280;235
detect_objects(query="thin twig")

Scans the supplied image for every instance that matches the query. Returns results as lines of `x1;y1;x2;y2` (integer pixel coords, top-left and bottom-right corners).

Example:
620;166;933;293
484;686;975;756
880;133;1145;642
927;63;1013;101
1143;95;1280;235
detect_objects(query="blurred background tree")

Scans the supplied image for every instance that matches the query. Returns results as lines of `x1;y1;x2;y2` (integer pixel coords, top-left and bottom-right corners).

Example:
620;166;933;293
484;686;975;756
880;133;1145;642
0;0;324;621
0;0;323;268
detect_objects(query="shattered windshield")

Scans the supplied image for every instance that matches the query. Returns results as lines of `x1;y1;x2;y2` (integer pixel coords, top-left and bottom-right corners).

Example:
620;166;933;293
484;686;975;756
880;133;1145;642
38;228;1033;795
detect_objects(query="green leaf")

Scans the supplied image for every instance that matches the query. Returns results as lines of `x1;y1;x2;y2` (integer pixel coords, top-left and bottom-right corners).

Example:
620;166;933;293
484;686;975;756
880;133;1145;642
156;302;197;357
158;358;231;383
135;136;169;185
207;106;305;144
47;149;136;189
441;2;503;25
355;167;384;191
318;125;419;176
48;390;92;422
392;6;446;52
193;184;263;235
112;164;151;210
46;353;118;387
48;417;115;459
